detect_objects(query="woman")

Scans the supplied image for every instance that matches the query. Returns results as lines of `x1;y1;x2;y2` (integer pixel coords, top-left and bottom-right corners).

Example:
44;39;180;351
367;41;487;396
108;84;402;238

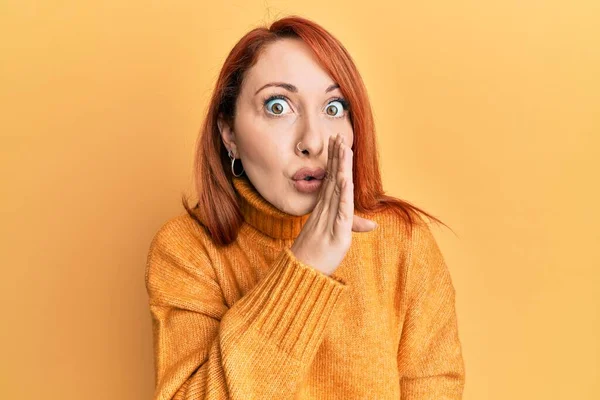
145;15;466;399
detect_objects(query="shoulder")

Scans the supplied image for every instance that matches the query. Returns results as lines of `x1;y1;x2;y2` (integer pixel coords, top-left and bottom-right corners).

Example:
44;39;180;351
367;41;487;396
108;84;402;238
356;206;444;264
400;213;455;299
356;206;429;243
145;213;219;296
147;212;214;256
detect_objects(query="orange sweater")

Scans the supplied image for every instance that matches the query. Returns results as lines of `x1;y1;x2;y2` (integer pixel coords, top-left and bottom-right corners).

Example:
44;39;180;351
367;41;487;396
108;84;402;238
145;175;466;399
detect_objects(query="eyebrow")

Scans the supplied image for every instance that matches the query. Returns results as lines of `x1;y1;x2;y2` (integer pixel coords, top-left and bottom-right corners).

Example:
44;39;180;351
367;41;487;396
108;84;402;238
254;82;340;96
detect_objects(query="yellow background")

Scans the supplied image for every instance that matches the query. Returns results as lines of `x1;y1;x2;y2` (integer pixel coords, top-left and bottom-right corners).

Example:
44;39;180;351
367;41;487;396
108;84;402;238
1;1;598;399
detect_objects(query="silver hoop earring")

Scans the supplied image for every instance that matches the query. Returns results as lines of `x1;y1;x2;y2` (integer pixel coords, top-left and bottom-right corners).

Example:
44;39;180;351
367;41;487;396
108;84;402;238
228;149;244;177
296;141;304;153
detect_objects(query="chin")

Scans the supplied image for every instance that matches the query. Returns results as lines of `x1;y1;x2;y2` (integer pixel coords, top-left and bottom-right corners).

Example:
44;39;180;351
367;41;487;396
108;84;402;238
277;196;314;216
292;198;318;216
280;205;304;216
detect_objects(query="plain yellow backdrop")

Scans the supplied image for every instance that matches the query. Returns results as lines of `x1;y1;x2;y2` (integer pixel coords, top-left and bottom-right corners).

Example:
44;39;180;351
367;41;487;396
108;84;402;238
1;1;598;399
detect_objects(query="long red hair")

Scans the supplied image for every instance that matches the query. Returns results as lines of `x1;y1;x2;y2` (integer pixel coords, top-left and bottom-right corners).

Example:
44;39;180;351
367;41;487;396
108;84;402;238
182;15;450;246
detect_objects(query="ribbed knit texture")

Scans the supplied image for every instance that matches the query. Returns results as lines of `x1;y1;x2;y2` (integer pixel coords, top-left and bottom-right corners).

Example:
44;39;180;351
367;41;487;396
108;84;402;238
145;175;466;399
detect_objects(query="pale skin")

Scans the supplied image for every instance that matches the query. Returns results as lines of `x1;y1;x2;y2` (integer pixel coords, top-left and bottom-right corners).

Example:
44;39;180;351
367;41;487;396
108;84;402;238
218;37;377;275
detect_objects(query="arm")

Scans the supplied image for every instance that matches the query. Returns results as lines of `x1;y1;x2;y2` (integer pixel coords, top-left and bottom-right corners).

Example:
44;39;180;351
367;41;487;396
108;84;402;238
397;221;466;399
145;221;349;400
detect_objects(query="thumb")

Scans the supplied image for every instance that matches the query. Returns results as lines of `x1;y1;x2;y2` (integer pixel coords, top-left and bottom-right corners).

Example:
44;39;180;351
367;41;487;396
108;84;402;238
352;215;378;232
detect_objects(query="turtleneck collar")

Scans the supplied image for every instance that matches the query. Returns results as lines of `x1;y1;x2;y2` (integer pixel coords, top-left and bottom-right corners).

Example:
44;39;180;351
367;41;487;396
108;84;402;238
232;175;310;240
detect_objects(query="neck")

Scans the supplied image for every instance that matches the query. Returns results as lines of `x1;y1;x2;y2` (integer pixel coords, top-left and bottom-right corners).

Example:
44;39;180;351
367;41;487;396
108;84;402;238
232;175;310;240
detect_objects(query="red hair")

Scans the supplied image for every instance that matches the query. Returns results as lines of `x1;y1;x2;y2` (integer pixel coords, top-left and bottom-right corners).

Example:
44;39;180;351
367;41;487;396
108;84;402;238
182;15;450;246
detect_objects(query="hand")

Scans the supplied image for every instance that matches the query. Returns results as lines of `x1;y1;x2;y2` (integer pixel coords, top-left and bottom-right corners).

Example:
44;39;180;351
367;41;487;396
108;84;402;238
290;133;378;276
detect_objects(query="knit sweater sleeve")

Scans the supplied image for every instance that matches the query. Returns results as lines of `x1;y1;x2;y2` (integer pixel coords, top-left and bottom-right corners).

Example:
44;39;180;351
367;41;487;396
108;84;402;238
145;219;349;400
397;221;466;399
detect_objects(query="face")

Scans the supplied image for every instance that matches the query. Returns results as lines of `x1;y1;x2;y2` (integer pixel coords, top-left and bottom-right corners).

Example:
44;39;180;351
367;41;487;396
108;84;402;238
218;38;354;216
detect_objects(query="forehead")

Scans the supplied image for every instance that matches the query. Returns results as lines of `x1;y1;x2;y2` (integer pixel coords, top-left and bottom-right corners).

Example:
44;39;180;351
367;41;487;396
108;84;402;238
244;38;335;94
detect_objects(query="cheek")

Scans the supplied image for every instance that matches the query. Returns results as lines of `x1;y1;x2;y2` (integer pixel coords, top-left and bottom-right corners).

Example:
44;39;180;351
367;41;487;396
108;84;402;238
238;117;295;158
235;114;269;151
240;110;298;141
329;118;353;148
237;127;288;171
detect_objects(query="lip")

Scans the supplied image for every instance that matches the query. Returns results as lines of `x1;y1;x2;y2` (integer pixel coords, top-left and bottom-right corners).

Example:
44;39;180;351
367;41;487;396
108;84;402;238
292;167;326;181
293;179;324;193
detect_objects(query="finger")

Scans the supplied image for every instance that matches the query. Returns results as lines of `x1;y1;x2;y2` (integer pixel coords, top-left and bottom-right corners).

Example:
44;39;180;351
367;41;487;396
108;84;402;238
321;134;342;212
329;140;351;231
352;215;378;232
316;134;335;205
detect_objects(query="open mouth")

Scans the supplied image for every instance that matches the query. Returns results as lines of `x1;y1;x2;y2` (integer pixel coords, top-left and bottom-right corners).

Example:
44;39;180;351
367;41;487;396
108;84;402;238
293;174;324;193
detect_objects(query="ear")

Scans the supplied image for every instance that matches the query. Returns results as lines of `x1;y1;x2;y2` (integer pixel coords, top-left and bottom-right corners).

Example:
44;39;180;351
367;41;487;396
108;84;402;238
217;114;237;155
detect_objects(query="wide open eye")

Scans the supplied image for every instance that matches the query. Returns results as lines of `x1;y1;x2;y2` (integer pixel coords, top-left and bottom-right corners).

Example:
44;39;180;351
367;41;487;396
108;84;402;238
264;96;292;116
325;99;348;118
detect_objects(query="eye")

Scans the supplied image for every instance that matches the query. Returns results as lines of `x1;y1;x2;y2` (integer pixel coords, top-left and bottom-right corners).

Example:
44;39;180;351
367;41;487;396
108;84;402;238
264;95;292;116
325;98;349;118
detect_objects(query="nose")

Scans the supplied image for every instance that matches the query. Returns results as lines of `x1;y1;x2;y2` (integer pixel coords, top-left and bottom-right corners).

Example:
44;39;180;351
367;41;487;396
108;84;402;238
294;114;330;158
